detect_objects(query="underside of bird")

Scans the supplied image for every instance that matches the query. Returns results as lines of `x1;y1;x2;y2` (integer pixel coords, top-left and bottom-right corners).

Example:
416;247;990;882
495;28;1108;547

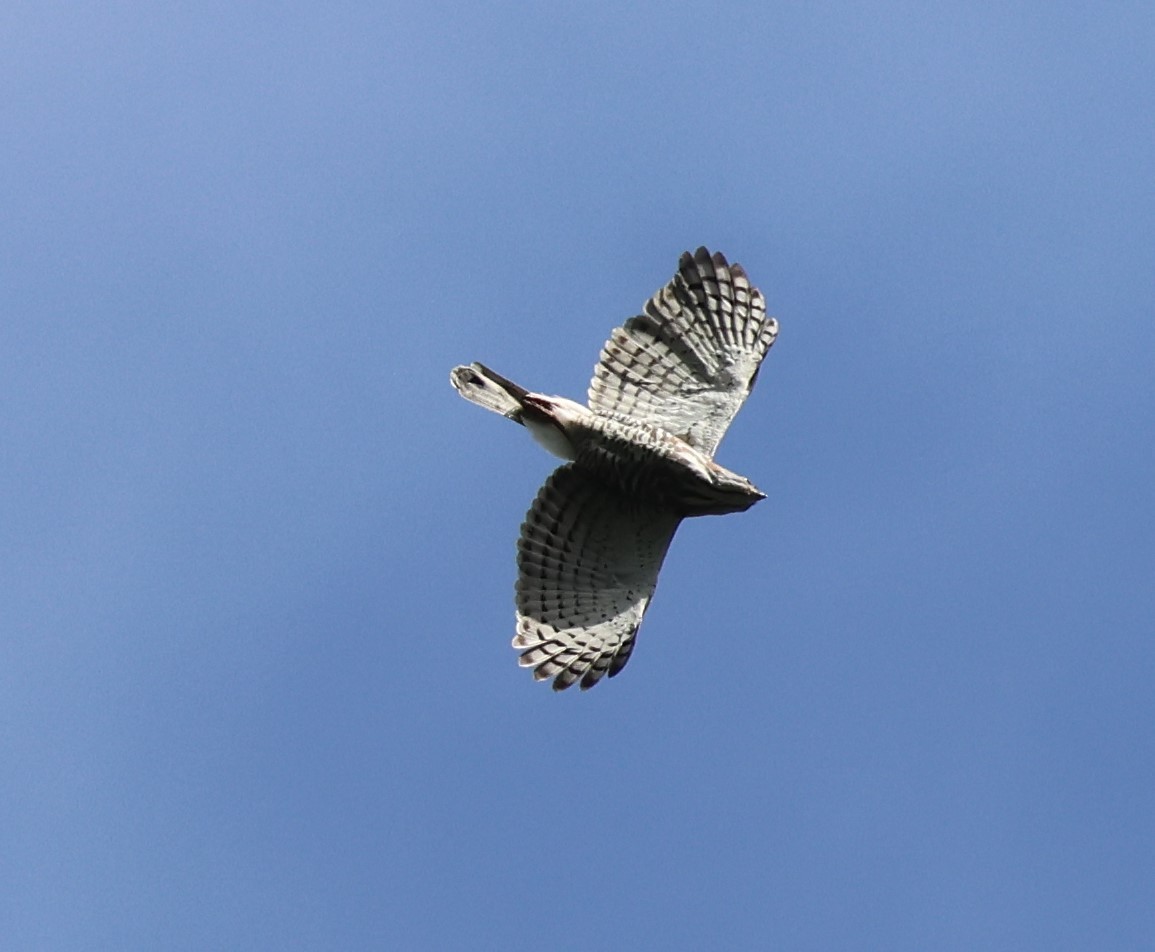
452;362;765;516
451;247;778;691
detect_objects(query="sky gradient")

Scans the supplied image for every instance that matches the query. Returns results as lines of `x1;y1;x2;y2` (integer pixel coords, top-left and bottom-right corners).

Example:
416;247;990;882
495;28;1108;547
3;2;1154;948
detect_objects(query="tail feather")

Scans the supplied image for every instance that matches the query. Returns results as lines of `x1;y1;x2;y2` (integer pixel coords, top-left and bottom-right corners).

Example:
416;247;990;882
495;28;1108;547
450;362;529;423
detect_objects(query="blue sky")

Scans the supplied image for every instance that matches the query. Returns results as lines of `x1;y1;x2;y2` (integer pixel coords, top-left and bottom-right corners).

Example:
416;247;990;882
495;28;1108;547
3;1;1153;948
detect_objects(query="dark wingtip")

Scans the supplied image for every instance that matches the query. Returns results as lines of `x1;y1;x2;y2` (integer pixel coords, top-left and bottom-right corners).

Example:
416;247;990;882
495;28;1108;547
682;246;734;276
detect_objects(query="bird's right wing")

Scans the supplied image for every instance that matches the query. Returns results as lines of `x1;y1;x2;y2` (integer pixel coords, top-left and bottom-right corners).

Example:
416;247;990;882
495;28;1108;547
588;247;778;458
514;465;681;691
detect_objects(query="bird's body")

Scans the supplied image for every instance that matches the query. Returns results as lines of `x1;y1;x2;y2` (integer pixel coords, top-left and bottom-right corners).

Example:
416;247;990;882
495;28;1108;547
478;381;765;516
451;248;778;690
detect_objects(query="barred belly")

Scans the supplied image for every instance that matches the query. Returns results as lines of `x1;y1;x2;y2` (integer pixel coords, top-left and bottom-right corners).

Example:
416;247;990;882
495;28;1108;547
570;415;758;517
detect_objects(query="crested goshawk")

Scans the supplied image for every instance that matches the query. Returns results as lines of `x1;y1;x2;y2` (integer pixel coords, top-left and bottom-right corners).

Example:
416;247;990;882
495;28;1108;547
451;248;778;691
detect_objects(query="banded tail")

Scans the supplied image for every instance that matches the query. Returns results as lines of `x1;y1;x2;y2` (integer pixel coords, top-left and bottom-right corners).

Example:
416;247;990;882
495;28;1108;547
450;362;530;424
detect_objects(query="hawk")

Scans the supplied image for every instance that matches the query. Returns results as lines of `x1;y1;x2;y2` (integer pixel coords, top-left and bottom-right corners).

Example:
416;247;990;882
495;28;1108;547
451;247;778;691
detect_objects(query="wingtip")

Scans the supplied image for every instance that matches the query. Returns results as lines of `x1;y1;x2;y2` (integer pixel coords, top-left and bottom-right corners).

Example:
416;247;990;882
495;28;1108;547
682;246;736;275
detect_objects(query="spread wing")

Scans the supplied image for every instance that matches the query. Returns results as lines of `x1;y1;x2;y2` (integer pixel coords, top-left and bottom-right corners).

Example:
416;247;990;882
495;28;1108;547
588;247;778;458
514;465;681;691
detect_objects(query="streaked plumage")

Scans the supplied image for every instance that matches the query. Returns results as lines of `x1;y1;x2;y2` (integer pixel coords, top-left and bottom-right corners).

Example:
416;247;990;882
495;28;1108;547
451;247;778;691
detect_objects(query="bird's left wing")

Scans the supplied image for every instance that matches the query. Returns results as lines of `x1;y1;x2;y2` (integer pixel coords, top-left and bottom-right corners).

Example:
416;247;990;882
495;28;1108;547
514;465;681;691
588;247;778;458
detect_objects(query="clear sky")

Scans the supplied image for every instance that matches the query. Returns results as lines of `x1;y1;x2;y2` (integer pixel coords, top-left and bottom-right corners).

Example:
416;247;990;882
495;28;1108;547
3;1;1153;948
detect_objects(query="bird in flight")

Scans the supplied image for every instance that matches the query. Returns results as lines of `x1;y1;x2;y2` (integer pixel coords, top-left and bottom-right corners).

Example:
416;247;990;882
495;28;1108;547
451;247;778;691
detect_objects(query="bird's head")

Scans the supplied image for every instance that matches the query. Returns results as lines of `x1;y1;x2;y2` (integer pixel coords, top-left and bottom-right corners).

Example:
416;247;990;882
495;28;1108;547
705;462;766;513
